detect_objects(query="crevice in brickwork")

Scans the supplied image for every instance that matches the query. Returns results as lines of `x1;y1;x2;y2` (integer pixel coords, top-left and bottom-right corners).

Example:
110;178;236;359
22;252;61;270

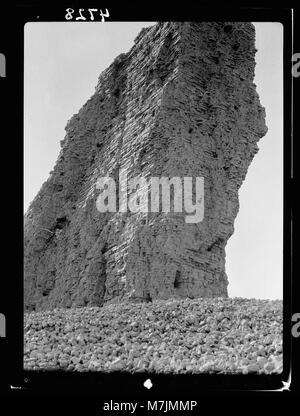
207;237;225;252
174;270;183;289
153;32;176;84
97;244;108;306
54;216;69;230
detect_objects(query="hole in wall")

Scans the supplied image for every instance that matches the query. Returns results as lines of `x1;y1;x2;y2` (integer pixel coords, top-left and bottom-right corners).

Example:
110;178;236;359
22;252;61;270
174;270;183;289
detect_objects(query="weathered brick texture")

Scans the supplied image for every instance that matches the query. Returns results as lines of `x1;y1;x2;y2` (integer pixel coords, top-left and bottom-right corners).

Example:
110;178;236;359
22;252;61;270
24;22;267;311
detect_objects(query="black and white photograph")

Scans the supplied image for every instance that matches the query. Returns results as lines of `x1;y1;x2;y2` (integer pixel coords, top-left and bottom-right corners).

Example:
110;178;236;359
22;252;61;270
0;2;298;403
23;19;283;375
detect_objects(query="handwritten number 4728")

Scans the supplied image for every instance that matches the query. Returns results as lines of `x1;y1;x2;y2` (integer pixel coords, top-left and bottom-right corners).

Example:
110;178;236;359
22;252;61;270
65;8;109;22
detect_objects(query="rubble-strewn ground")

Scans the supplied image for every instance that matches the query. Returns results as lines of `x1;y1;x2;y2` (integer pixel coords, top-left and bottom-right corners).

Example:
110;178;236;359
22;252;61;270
24;297;282;374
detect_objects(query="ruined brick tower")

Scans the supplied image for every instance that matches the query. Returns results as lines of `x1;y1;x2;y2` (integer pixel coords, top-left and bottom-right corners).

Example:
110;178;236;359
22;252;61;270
24;22;267;311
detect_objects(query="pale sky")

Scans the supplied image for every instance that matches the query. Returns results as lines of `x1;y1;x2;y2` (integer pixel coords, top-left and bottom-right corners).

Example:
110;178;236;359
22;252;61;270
24;22;283;300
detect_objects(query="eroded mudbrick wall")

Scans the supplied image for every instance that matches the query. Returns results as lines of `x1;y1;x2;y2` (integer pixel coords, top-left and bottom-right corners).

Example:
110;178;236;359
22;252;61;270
24;22;267;311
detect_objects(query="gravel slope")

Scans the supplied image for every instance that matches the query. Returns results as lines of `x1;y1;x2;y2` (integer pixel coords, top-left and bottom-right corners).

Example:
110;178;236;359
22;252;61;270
24;297;283;374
